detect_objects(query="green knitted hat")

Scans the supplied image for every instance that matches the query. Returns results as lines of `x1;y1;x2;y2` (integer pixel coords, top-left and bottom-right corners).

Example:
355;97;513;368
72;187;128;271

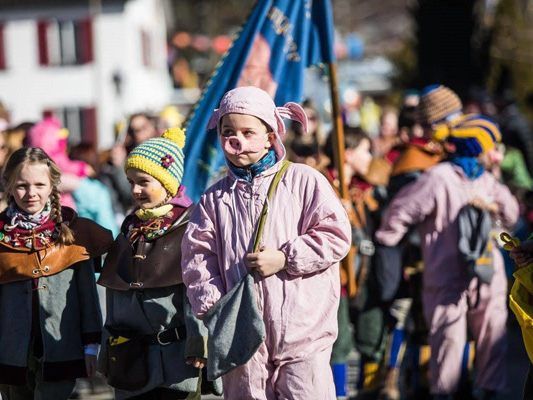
125;128;186;196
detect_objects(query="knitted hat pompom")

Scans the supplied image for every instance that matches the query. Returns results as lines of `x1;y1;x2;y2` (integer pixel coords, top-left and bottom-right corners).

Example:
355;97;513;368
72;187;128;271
125;128;187;196
162;127;186;149
432;123;451;142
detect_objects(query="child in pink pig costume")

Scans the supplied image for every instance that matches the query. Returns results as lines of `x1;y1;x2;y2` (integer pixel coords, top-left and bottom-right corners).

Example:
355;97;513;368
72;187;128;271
181;86;351;399
26;117;92;208
376;115;519;399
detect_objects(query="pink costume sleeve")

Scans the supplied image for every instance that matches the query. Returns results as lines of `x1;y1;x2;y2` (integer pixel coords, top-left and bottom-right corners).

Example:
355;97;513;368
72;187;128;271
181;197;225;318
280;169;351;276
376;171;438;246
491;179;519;228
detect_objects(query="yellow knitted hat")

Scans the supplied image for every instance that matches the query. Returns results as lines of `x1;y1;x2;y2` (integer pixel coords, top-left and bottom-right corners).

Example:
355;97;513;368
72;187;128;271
125;128;186;196
432;114;501;156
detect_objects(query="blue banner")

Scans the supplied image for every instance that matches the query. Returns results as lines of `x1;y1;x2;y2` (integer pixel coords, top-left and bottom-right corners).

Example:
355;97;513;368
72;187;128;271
182;0;335;201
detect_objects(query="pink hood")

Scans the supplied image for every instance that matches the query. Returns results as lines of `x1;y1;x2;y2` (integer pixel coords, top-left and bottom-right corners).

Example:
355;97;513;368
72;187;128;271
27;117;89;177
208;86;308;160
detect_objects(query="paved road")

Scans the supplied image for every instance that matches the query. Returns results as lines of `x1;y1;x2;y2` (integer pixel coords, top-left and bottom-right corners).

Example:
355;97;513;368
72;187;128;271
68;319;528;400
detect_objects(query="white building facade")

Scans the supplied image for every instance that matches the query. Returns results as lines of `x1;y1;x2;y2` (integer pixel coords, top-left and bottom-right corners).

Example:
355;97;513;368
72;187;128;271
0;0;173;149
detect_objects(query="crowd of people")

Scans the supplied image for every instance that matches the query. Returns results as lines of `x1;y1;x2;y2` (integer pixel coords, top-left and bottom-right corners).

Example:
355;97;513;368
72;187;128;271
287;85;533;400
0;82;531;400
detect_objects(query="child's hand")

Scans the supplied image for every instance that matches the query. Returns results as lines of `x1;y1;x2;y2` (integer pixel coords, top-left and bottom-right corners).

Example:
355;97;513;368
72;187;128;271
246;249;286;277
470;197;499;214
510;240;533;267
186;357;206;369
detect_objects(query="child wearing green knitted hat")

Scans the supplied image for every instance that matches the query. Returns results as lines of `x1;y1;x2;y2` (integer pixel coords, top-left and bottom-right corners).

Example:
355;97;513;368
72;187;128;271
97;128;222;398
126;127;186;200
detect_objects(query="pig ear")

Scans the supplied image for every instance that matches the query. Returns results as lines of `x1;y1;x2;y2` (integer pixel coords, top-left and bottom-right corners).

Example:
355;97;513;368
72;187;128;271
207;109;221;130
276;102;308;135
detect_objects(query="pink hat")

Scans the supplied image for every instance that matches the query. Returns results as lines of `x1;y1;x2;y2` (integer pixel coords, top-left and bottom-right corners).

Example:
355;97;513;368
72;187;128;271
27;116;90;177
208;86;308;159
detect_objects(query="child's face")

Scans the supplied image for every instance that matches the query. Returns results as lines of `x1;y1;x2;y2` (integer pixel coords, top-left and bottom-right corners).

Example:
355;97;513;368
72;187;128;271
11;163;53;215
380;112;398;138
220;113;273;167
479;145;504;169
127;168;169;209
345;138;372;177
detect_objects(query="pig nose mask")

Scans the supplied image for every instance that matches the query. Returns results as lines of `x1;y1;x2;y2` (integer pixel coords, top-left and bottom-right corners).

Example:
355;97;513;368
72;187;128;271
207;86;309;160
220;133;270;156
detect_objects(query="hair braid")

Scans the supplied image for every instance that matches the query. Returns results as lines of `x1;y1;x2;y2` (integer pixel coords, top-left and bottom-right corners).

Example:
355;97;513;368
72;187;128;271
49;185;62;223
50;186;74;245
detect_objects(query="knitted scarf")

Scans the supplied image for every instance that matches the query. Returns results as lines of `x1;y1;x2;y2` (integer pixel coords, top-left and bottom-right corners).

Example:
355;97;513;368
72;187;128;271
1;201;58;249
450;157;485;180
5;201;52;230
124;192;191;244
228;149;277;183
135;204;173;221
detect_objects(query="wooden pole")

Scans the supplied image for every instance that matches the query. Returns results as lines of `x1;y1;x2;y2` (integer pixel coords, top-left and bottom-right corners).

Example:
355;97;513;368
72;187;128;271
328;62;358;298
327;62;348;199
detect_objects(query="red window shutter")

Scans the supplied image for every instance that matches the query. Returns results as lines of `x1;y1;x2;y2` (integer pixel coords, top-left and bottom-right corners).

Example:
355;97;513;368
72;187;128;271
0;24;5;70
37;21;49;66
77;18;93;64
81;107;97;146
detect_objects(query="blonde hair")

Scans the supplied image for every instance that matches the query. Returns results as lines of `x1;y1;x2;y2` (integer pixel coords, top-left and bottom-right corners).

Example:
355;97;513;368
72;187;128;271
2;147;75;245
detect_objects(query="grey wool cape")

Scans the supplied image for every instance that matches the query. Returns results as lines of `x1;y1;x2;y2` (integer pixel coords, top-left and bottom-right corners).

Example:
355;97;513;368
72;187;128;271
0;259;103;384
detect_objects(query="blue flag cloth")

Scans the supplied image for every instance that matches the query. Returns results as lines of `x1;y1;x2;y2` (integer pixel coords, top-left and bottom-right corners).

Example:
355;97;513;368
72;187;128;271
182;0;336;201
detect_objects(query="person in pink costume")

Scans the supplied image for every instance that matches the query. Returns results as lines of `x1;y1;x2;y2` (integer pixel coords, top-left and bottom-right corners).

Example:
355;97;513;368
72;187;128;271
181;86;351;400
375;115;519;400
26;117;92;208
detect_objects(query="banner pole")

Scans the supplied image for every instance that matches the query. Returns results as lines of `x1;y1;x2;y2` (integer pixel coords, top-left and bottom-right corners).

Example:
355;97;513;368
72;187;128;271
327;62;348;199
327;61;358;297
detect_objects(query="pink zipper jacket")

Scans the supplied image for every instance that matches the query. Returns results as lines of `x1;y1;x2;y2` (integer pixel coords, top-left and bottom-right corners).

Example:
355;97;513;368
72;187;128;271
376;162;518;289
181;159;351;366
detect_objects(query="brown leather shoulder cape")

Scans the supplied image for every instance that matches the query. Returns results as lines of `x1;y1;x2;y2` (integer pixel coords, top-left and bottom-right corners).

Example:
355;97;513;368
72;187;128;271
392;142;443;177
0;207;113;284
98;207;191;291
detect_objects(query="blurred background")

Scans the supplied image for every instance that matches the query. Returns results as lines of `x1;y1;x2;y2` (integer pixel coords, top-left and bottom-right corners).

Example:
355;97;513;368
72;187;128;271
0;0;531;151
0;1;532;400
